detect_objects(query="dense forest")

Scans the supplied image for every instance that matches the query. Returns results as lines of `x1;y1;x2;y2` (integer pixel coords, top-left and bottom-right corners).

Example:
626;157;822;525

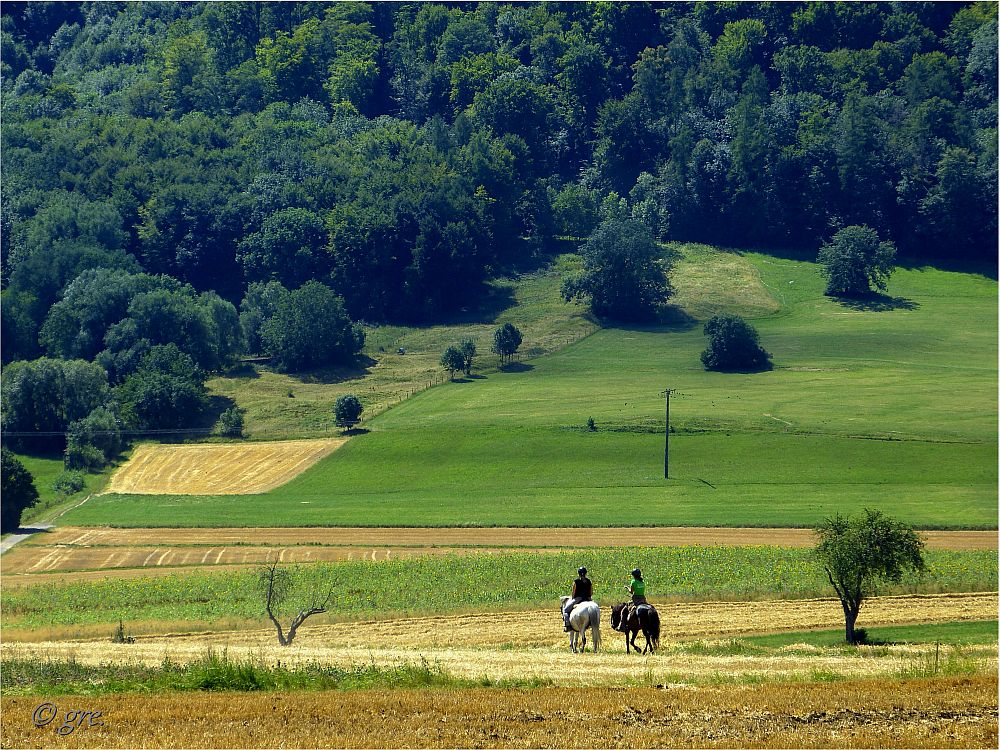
1;2;997;450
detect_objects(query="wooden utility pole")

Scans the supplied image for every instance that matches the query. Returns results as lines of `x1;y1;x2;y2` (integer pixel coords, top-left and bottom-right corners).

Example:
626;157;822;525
663;388;676;479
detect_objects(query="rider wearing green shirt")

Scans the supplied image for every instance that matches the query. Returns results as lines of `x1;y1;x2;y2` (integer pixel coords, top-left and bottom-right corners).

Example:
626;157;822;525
627;568;647;606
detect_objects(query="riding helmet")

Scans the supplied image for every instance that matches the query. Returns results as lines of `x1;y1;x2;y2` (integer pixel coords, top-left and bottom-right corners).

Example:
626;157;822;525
578;566;587;576
631;568;642;578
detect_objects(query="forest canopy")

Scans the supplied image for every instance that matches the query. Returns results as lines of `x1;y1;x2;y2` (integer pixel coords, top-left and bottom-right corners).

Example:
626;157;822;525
1;1;996;368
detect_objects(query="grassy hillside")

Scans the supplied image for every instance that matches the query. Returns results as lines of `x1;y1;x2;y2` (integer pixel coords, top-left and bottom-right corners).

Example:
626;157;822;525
66;246;997;529
7;452;110;526
207;254;599;438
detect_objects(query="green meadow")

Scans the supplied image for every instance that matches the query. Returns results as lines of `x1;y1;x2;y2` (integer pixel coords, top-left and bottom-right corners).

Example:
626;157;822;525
64;247;997;529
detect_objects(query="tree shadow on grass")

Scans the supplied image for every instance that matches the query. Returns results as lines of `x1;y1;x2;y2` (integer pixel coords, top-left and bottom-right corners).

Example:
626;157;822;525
225;362;261;379
834;293;920;312
501;362;534;373
340;427;370;437
293;355;379;385
704;360;775;374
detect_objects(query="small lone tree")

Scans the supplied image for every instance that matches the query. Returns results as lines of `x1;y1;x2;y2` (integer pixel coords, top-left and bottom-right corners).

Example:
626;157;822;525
440;346;465;380
700;315;771;372
814;509;926;644
1;448;39;533
458;338;476;376
817;225;897;298
258;559;332;647
334;394;363;429
491;323;523;366
218;406;246;438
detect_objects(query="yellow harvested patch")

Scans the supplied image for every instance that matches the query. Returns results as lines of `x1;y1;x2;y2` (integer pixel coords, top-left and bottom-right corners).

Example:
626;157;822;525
103;439;346;495
671;242;781;320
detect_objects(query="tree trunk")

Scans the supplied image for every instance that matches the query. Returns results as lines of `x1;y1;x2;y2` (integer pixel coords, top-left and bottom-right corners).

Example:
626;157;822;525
844;605;860;644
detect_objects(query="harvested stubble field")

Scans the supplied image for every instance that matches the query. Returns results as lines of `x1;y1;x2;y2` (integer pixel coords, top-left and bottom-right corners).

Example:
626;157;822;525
2;677;996;748
103;439;346;495
0;543;531;578
4;593;995;685
3;526;992;584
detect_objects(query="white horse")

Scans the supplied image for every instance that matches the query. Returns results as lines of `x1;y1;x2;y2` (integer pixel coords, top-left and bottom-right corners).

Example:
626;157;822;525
560;596;602;653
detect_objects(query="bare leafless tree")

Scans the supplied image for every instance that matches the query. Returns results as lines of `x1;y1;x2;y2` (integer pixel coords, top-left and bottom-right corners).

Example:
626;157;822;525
258;558;332;646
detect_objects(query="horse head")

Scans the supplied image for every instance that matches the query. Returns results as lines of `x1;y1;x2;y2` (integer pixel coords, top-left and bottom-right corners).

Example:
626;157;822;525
610;602;625;631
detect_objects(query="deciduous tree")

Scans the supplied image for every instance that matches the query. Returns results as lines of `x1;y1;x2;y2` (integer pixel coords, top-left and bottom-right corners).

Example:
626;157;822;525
818;225;897;298
814;509;926;644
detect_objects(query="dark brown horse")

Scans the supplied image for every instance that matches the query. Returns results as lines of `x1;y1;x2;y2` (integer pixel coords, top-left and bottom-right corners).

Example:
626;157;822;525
610;602;660;654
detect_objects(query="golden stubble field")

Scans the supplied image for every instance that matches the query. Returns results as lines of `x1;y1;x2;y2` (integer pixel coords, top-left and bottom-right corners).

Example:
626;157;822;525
3;593;996;684
2;677;996;748
102;439;346;495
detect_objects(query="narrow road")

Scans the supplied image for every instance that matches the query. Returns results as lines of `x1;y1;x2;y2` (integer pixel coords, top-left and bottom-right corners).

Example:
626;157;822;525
0;524;52;555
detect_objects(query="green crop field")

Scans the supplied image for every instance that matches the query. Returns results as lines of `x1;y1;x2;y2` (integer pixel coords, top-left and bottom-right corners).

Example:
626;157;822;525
64;246;997;529
2;547;994;631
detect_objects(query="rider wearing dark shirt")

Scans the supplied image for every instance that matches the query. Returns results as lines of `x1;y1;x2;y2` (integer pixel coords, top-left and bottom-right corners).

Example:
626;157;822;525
563;566;592;631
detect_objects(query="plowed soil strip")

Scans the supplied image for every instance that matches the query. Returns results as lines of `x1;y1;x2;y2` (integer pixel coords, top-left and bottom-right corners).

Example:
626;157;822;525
25;526;997;550
103;439;346;495
3;678;996;749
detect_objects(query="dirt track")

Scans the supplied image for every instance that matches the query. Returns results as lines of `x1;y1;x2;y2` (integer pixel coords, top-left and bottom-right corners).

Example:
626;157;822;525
104;439;346;495
22;525;998;549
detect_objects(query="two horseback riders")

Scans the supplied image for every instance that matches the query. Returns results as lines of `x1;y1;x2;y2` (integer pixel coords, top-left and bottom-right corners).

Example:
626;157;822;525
561;566;659;654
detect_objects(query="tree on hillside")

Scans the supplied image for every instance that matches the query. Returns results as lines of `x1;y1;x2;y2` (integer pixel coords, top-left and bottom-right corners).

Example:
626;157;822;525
1;448;39;533
561;217;672;322
65;406;123;470
458;338;476;376
333;394;363;429
0;358;110;451
258;559;332;647
239;281;290;356
491;323;522;366
440;345;465;381
218;406;246;438
700;315;771;372
260;281;365;372
818;225;897;298
814;509;926;644
116;345;209;430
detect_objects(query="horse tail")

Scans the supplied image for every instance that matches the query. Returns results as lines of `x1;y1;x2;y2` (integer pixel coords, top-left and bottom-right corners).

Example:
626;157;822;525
647;608;660;651
591;607;602;652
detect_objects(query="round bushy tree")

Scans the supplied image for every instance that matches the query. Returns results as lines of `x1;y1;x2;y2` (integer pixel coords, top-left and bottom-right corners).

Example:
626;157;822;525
1;448;38;532
440;346;465;380
818;225;897;297
334;394;363;429
260;281;365;372
700;315;771;372
218;406;246;438
561;217;672;322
